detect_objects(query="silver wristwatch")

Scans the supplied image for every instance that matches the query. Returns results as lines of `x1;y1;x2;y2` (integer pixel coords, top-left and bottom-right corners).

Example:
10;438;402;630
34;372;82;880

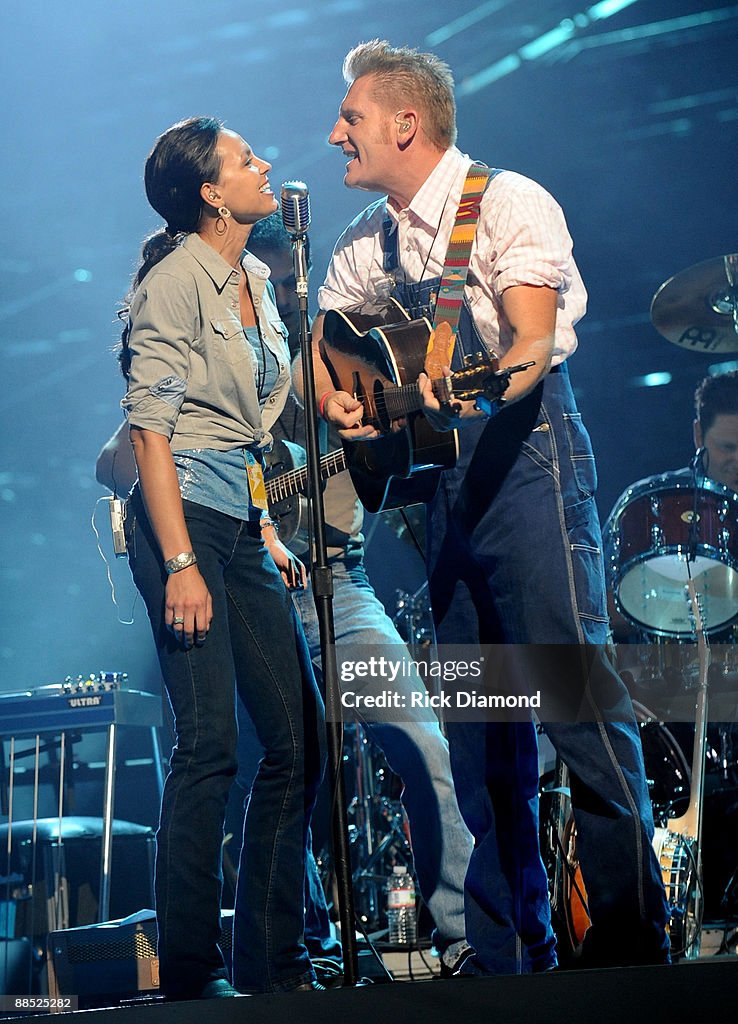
164;550;198;574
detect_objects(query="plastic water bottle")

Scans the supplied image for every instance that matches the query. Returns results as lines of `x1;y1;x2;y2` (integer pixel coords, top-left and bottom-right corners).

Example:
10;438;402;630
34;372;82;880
386;865;417;946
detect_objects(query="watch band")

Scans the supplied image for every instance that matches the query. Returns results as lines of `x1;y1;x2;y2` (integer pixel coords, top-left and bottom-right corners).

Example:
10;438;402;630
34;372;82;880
164;550;198;574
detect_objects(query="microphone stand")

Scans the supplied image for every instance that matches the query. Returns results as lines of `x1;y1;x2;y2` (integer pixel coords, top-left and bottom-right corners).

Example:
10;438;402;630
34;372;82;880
290;226;360;987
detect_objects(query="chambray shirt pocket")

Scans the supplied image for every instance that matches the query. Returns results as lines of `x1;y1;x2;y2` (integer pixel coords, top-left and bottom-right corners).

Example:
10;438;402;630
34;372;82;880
269;317;289;346
211;315;252;366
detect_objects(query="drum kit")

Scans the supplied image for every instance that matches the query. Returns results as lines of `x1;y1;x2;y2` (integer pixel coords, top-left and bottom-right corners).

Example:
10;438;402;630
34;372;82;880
553;254;738;961
608;254;738;639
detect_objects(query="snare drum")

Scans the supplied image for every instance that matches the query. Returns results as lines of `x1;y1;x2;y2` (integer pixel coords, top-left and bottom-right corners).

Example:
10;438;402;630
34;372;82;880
607;475;738;636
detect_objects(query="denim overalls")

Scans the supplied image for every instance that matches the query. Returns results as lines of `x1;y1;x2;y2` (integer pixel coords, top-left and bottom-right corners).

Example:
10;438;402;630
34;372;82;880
384;217;670;972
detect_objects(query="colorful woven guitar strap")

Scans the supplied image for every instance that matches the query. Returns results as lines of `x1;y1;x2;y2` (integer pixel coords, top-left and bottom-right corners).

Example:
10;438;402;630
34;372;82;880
426;164;501;371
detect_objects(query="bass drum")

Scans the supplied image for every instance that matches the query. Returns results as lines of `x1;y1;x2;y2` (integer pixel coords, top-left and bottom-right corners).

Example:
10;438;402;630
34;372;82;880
634;701;691;824
556;703;696;958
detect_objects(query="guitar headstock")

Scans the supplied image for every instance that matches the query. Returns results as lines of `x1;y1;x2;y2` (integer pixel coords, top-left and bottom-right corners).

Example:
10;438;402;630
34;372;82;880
451;355;516;405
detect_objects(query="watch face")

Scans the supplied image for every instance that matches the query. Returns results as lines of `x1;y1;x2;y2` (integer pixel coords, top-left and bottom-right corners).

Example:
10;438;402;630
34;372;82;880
166;551;196;573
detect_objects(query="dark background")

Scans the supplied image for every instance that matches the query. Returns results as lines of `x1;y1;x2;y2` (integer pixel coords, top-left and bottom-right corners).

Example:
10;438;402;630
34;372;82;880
1;0;736;698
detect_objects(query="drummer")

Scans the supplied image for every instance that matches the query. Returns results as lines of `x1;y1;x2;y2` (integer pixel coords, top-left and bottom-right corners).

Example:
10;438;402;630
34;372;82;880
603;369;738;644
692;370;738;493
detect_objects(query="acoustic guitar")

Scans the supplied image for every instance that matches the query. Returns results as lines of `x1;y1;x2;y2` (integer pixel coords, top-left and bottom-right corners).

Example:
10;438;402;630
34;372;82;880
321;300;522;512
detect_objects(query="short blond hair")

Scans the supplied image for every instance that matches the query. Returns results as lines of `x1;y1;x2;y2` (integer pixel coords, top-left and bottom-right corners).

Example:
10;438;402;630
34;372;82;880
343;39;457;149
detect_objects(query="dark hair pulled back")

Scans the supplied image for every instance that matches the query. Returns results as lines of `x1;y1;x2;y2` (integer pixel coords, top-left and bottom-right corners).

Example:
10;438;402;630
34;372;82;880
118;116;223;377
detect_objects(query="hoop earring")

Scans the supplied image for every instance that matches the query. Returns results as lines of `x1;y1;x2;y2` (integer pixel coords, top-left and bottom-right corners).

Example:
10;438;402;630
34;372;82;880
215;205;231;236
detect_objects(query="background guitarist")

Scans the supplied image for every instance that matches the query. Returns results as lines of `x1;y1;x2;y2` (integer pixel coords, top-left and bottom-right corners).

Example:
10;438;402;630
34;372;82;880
244;214;474;980
304;40;670;974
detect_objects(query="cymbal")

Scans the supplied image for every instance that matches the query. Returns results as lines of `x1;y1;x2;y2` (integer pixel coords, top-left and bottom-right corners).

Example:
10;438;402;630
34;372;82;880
651;253;738;353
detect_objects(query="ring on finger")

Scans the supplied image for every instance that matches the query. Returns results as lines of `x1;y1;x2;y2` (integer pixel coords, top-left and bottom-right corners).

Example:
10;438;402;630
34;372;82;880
173;616;185;625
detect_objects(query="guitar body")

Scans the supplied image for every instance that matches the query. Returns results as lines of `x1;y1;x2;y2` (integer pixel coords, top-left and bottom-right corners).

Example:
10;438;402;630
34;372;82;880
342;434;444;514
265;438;311;550
322;303;458;512
264;439;350;553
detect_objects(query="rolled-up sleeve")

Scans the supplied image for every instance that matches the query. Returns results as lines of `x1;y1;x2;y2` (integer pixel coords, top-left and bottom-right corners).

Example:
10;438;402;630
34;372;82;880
483;181;575;297
121;272;196;438
317;202;387;312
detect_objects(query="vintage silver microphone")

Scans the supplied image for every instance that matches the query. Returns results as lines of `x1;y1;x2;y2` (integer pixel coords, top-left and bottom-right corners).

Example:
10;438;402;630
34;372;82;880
280;180;311;235
280;181;310;302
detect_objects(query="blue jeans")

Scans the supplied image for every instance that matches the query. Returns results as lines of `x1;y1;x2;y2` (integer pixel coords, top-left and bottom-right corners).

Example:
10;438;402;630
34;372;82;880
426;365;671;972
291;557;473;950
235;709;342;963
126;492;325;996
236;561;468;950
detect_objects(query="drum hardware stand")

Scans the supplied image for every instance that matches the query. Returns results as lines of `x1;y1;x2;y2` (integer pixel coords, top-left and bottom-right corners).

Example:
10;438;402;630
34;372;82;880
393;583;436;653
393;583;443;715
716;856;738;956
344;725;413;933
717;724;736;783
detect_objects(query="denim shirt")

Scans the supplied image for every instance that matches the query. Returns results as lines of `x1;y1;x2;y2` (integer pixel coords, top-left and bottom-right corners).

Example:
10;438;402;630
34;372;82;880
173;446;264;522
122;232;291;452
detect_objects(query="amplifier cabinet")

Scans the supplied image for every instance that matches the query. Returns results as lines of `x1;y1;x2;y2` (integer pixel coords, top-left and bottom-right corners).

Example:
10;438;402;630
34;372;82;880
47;909;234;1010
47;912;160;1009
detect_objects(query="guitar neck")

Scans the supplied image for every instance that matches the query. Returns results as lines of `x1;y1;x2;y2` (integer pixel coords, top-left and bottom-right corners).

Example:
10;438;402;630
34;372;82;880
266;448;347;503
381;378;453;420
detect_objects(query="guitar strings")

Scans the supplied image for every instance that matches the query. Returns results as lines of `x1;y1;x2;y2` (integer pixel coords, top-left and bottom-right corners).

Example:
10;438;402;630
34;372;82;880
266;450;346;501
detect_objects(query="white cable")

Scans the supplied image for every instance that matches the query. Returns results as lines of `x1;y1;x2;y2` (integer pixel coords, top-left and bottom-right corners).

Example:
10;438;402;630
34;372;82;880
91;495;138;624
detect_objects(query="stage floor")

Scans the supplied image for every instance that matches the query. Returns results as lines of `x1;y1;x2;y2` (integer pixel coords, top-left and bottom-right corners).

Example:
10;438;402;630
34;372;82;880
5;955;737;1024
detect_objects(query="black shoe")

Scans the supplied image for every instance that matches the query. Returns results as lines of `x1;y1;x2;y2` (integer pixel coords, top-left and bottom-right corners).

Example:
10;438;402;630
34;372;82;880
312;958;344;989
532;960;558;974
195;979;244;999
293;980;327;992
438;941;476;978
